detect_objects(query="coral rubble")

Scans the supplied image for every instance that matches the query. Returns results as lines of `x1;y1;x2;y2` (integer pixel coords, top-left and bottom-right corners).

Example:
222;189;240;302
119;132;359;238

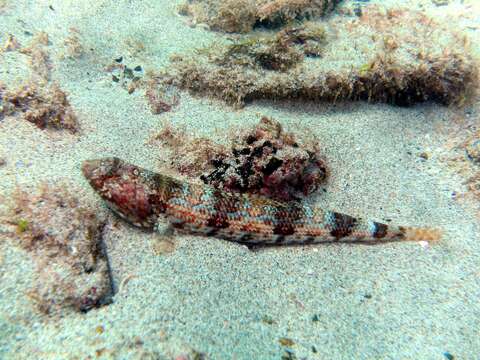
3;183;112;314
154;116;327;201
105;57;144;95
105;58;181;112
169;6;478;107
178;0;341;33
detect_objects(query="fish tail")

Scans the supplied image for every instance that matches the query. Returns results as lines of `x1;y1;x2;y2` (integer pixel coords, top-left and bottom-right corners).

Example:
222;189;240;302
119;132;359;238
399;226;442;242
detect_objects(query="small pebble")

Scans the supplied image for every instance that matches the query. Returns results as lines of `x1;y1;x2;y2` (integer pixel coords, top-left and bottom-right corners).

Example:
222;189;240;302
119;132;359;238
261;315;275;325
279;338;295;347
95;349;106;357
174;355;189;360
419;241;429;249
443;351;454;360
281;350;297;360
114;56;123;63
124;67;134;79
433;0;450;6
419;152;429;160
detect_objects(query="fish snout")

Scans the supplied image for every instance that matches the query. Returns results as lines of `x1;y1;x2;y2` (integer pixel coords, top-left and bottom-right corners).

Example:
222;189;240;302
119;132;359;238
81;159;102;180
81;157;122;181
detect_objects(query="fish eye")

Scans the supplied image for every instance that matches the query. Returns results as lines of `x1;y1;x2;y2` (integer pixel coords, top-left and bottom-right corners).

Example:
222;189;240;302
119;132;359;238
112;157;122;169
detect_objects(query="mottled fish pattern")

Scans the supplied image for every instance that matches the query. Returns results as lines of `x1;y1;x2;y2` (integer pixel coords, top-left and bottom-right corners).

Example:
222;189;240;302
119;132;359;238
82;157;440;246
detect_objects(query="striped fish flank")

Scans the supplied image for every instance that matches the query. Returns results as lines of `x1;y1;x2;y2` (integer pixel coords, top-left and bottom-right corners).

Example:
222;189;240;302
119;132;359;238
164;182;440;245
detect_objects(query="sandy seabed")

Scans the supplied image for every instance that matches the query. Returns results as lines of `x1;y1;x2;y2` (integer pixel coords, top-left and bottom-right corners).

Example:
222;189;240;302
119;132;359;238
1;0;480;359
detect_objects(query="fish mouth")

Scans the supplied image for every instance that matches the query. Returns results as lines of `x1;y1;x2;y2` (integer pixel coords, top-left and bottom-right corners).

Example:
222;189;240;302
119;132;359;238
81;157;122;180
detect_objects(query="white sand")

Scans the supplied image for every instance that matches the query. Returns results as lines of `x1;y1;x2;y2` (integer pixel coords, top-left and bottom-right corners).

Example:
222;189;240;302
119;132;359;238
1;0;480;359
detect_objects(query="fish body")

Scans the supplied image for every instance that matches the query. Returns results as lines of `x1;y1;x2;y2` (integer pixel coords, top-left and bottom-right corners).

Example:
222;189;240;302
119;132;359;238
82;157;440;246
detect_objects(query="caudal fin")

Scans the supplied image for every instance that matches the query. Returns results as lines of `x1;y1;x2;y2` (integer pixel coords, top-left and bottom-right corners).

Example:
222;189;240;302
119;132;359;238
401;226;442;242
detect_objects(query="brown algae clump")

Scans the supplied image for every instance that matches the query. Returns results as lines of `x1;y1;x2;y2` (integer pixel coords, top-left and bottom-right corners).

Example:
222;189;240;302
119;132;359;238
466;138;480;165
211;22;326;71
152;121;227;176
19;31;52;82
439;112;480;208
0;31;80;131
3;183;113;314
457;128;480;201
61;28;85;59
1;82;79;133
145;75;180;114
178;0;342;33
170;6;478;107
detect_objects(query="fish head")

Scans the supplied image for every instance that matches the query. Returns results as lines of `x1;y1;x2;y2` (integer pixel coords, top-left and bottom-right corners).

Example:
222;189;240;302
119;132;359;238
82;157;160;229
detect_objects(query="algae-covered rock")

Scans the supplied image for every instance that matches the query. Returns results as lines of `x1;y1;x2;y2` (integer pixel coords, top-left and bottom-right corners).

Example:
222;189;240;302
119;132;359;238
4;183;113;314
179;0;341;33
1;82;79;133
170;6;478;107
201;116;328;201
153;116;327;201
